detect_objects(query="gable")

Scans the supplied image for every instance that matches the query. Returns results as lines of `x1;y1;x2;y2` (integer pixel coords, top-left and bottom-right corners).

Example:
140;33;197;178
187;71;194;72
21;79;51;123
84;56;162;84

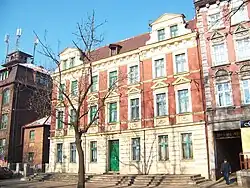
87;94;98;103
127;87;141;95
151;81;169;90
172;76;191;86
59;47;78;56
234;24;248;34
150;13;184;26
210;30;225;40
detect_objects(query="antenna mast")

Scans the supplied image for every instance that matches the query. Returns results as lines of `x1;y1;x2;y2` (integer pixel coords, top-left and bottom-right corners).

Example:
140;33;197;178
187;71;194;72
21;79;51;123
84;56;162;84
32;36;39;64
4;34;10;59
15;28;22;50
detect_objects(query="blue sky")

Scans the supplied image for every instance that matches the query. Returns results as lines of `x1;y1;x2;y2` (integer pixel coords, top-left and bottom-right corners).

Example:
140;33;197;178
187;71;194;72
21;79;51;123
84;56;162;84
0;0;195;69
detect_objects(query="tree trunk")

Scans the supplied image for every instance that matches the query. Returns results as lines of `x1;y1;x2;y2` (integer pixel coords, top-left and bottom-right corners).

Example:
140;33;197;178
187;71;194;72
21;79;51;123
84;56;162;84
75;132;85;188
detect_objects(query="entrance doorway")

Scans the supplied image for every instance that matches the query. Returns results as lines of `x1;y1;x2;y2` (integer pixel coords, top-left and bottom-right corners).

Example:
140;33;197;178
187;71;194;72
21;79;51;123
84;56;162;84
109;140;119;172
215;130;242;179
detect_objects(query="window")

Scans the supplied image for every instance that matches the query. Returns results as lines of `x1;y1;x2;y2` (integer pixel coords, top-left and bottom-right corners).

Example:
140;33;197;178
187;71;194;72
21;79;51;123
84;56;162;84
28;152;34;162
132;138;140;161
0;138;6;155
216;82;232;107
242;79;250;104
91;75;98;92
0;71;9;81
236;38;250;61
182;133;193;159
109;71;118;88
154;58;165;78
170;25;178;38
208;13;221;28
57;143;63;163
177;89;190;113
158;135;169;161
157;29;165;41
71;80;78;96
109;102;117;123
58;84;65;100
175;53;187;73
90;141;97;162
29;130;35;142
0;114;8;129
62;60;67;70
129;65;139;84
231;5;248;24
70;143;76;163
156;93;167;116
130;98;139;120
69;57;75;68
70;109;76;125
212;43;227;65
2;89;10;105
57;111;64;129
90;105;97;123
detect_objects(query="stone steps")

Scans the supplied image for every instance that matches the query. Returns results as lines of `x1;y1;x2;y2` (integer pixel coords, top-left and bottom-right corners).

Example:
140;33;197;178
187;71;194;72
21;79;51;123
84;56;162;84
44;173;207;186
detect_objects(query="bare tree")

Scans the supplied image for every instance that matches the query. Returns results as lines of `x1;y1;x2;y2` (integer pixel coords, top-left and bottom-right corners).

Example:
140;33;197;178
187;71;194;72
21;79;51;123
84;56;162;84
33;11;126;188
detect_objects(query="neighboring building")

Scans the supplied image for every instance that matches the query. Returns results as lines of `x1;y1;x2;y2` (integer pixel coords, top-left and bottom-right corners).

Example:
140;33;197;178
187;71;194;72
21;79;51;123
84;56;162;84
49;13;210;178
0;50;51;163
22;116;50;171
194;0;250;179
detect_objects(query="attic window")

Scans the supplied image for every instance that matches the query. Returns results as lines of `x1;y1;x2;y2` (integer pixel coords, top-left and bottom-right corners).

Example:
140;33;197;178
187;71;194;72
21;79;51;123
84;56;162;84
109;44;122;56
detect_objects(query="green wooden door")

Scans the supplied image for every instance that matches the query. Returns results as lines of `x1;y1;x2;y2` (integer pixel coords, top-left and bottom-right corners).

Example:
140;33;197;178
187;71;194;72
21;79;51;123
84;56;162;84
109;140;119;171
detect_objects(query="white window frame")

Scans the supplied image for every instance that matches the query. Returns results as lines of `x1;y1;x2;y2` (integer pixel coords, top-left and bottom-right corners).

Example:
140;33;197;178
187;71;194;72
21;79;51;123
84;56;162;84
230;0;248;25
157;28;165;41
172;50;189;74
107;68;118;88
70;79;78;96
90;72;99;93
127;62;140;85
175;84;192;114
58;82;66;100
105;101;120;124
158;134;169;161
241;78;250;105
88;104;99;125
68;105;78;127
153;88;168;117
56;108;65;130
211;42;228;66
215;81;233;107
152;55;166;79
234;37;250;61
180;132;194;160
207;11;223;30
128;94;141;121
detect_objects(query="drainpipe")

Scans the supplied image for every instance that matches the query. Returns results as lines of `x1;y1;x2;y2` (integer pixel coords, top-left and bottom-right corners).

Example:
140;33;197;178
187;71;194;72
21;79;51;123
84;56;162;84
196;33;211;179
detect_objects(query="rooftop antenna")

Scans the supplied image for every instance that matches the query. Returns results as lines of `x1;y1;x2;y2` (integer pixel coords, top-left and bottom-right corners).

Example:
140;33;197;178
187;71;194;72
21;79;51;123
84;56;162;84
4;34;10;59
15;28;22;50
32;36;39;64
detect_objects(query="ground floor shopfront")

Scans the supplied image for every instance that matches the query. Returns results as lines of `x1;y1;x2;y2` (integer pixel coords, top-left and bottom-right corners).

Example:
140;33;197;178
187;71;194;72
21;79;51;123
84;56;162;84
48;123;209;178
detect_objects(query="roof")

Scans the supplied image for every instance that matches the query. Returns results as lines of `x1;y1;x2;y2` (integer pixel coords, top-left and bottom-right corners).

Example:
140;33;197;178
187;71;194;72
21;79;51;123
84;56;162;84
19;63;50;75
7;50;32;57
24;116;51;128
185;18;197;31
66;33;150;63
149;13;185;26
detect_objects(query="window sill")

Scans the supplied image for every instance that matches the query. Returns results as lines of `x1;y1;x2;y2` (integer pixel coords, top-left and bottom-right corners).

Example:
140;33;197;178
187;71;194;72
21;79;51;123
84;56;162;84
177;112;192;115
208;26;226;32
90;161;97;164
107;122;118;125
69;162;77;164
152;76;167;82
129;119;140;122
128;82;140;87
216;106;235;110
181;159;194;162
211;63;231;69
155;115;168;119
235;59;250;65
173;72;189;78
158;160;170;162
241;104;250;108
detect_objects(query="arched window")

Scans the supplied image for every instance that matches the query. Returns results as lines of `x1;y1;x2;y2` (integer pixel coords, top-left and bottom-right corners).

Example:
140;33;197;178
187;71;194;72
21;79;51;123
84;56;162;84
2;89;10;105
